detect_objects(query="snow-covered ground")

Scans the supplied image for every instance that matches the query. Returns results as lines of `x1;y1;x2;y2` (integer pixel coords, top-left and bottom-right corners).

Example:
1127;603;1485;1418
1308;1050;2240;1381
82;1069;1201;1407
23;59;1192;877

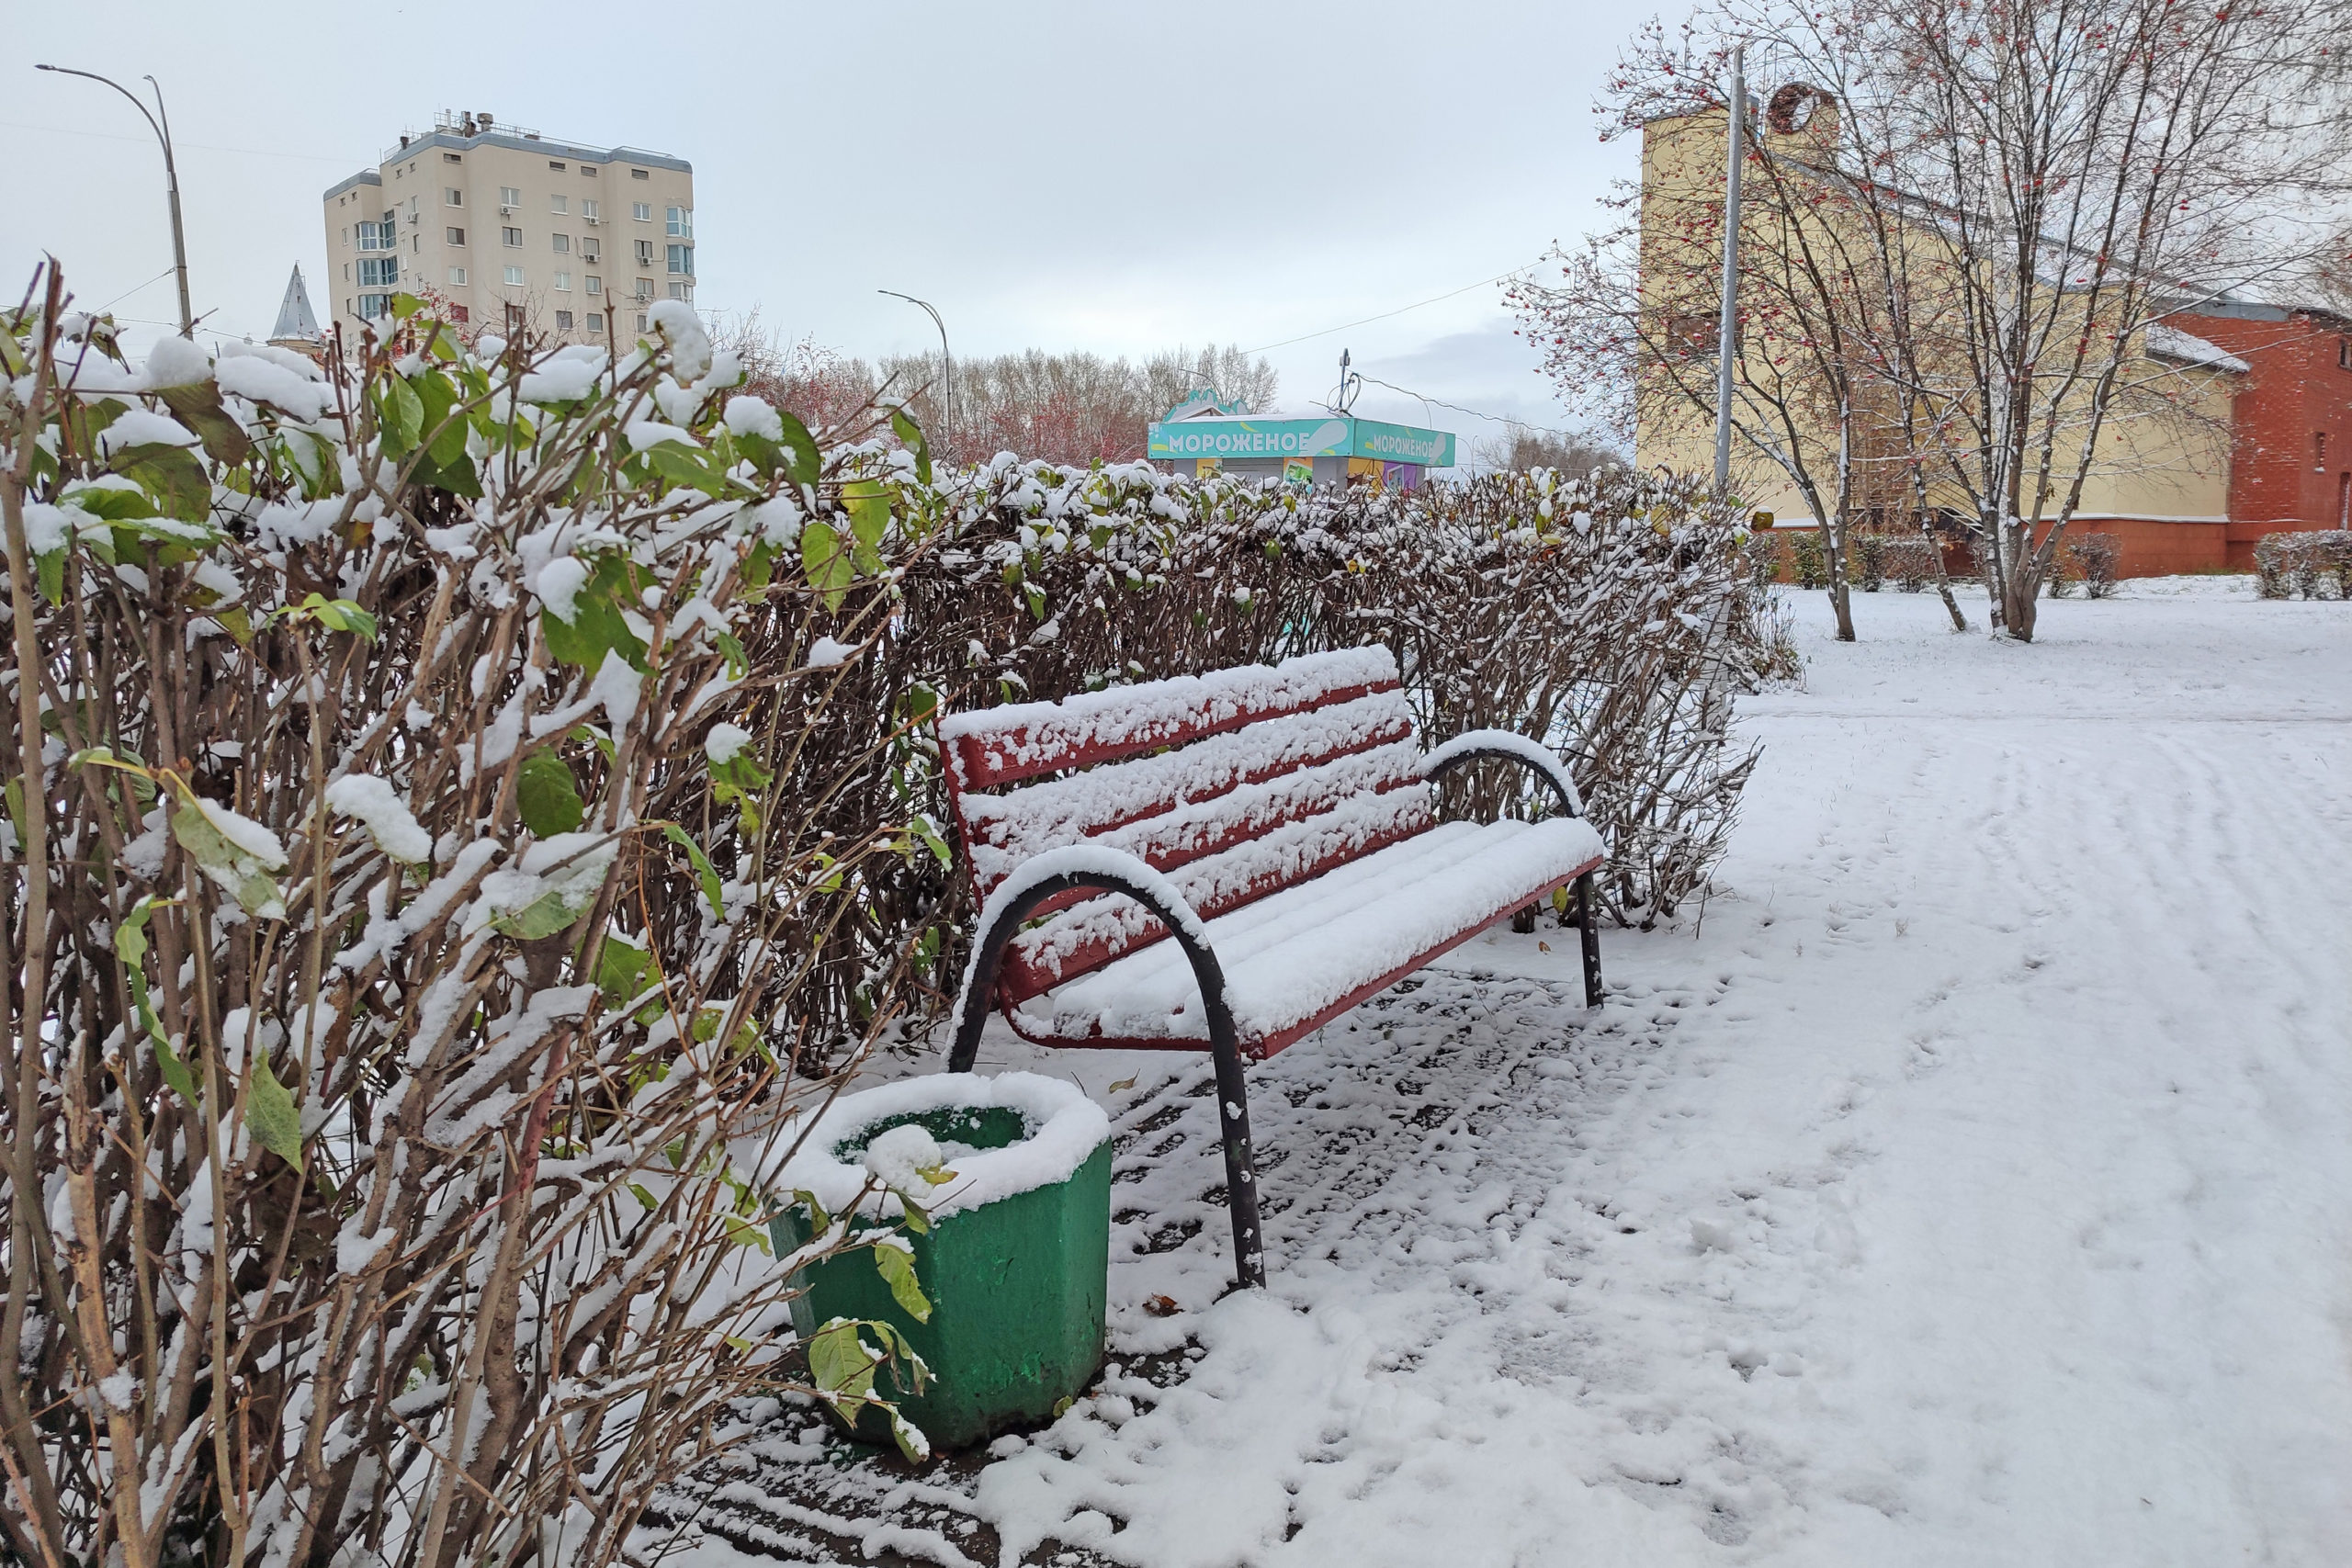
666;578;2352;1567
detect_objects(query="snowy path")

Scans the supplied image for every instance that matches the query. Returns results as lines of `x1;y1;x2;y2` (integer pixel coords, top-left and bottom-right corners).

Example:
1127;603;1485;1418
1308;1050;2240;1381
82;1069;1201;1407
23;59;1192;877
668;581;2352;1567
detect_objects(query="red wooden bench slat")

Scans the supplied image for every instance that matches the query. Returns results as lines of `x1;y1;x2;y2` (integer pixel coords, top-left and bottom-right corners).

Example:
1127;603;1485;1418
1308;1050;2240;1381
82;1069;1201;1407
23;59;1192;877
960;692;1419;895
940;647;1401;792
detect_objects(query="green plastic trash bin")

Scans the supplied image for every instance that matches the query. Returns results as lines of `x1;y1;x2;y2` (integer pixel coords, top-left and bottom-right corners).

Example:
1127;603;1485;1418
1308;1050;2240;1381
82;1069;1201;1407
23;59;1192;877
769;1071;1113;1453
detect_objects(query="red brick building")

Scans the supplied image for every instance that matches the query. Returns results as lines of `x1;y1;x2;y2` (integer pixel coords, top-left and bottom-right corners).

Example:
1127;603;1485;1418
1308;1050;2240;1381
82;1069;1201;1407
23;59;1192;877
2170;300;2352;570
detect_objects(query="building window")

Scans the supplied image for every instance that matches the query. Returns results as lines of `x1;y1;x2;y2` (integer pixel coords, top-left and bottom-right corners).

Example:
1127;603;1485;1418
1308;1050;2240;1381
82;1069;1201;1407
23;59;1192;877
586;276;602;296
632;201;652;222
665;244;694;276
357;220;393;251
444;152;462;164
551;194;568;214
582;198;600;222
548;160;566;172
635;238;655;266
2340;337;2350;369
2341;470;2351;526
635;277;653;300
503;227;523;248
358;293;391;320
504;265;526;287
665;207;693;239
636;311;649;330
445;187;463;206
499;186;522;210
582;164;598;177
554;271;571;292
552;233;571;254
586;311;603;332
448;266;468;286
581;237;600;262
450;303;469;323
507;303;526;331
2319;432;2330;472
631;168;650;180
556;310;574;329
358;256;400;288
668;281;692;302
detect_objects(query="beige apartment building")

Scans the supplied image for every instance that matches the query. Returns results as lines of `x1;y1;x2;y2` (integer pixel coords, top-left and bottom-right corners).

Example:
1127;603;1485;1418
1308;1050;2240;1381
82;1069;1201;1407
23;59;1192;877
323;111;694;348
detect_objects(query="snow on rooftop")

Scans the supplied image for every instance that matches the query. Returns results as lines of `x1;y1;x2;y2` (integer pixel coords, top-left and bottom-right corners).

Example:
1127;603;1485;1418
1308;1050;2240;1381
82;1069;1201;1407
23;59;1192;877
2146;322;2252;374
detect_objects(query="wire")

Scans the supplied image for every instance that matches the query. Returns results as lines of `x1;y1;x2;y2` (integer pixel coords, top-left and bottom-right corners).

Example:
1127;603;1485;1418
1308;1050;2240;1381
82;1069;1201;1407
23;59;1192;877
1238;262;1544;355
93;266;176;313
0;118;369;166
1351;374;1586;441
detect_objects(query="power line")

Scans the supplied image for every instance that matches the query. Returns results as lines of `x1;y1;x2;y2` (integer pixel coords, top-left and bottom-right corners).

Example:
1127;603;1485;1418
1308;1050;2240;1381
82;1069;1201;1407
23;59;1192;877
1351;374;1582;441
1239;262;1543;355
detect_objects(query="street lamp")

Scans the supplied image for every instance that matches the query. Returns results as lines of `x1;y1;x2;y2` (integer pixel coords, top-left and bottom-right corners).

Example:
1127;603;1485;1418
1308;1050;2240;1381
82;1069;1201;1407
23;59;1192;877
1712;45;1747;501
35;64;193;339
877;289;951;443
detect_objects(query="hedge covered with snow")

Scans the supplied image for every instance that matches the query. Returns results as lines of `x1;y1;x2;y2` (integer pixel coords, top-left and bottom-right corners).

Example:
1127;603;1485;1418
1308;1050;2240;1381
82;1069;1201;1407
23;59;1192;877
0;270;1788;1564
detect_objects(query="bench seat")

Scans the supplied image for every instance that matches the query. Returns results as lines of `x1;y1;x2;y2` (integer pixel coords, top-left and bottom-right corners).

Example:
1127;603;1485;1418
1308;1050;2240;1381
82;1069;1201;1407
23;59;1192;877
1006;816;1603;1053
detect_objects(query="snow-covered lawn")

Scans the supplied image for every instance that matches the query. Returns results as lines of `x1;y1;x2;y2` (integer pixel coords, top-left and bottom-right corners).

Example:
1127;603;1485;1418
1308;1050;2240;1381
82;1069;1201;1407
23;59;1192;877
668;578;2352;1567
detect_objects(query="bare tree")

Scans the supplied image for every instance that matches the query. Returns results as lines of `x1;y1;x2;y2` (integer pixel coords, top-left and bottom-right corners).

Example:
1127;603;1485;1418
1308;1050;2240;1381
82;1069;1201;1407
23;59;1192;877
1469;426;1624;478
1595;0;2352;639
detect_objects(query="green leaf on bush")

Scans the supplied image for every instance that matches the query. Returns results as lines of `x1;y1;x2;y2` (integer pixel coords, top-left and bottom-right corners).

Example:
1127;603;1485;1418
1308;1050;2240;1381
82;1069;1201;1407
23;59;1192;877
377;375;424;456
490;887;582;942
517;750;586;836
807;1318;878;1408
247;1052;303;1167
776;410;822;488
169;797;283;919
115;896;198;1105
799;520;854;611
155;380;253;467
390;292;424;320
657;822;727;920
35;548;64;605
842;479;889;571
793;1187;832;1237
295;592;379;640
594;931;652;1010
539;553;650;672
108;444;211;525
889;409;932;487
872;1239;933;1323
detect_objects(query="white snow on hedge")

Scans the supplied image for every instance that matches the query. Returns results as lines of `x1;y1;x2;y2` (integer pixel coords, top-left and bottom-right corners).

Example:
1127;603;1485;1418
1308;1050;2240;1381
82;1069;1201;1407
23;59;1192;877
770;1070;1110;1221
97;408;200;456
324;774;431;863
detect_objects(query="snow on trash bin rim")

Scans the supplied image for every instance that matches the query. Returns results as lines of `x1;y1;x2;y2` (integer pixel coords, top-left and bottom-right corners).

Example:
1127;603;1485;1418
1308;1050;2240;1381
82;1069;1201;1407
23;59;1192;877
765;1071;1111;1223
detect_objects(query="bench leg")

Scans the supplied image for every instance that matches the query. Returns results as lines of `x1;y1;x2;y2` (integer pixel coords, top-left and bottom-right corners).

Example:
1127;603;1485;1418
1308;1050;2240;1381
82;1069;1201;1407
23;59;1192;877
1575;871;1604;1009
1211;1034;1268;1290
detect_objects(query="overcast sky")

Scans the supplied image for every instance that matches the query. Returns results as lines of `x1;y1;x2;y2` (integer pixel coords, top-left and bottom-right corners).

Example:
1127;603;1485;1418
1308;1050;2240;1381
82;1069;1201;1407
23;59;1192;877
5;0;1666;455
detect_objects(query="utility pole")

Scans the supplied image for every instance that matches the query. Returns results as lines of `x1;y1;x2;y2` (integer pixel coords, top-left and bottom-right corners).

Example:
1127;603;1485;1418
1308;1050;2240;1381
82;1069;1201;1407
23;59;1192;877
1711;45;1746;501
878;289;951;445
37;65;193;338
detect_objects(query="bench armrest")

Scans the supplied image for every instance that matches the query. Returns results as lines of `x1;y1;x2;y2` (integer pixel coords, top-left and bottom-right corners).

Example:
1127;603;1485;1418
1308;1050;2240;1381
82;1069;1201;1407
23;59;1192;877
948;844;1231;1066
1419;729;1586;819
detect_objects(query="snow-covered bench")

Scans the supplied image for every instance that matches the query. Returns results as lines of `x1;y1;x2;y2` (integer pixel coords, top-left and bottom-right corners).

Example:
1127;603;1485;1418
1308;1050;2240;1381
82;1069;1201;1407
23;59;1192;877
937;647;1606;1288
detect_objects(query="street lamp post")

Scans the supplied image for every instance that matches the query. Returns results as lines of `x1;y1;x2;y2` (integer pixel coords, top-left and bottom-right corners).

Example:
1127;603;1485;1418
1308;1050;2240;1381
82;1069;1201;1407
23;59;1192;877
1712;45;1747;502
877;289;951;446
36;64;193;338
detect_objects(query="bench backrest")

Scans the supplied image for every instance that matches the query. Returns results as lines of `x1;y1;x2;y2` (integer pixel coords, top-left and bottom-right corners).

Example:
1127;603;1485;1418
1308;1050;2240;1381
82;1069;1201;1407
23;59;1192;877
938;647;1433;1000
